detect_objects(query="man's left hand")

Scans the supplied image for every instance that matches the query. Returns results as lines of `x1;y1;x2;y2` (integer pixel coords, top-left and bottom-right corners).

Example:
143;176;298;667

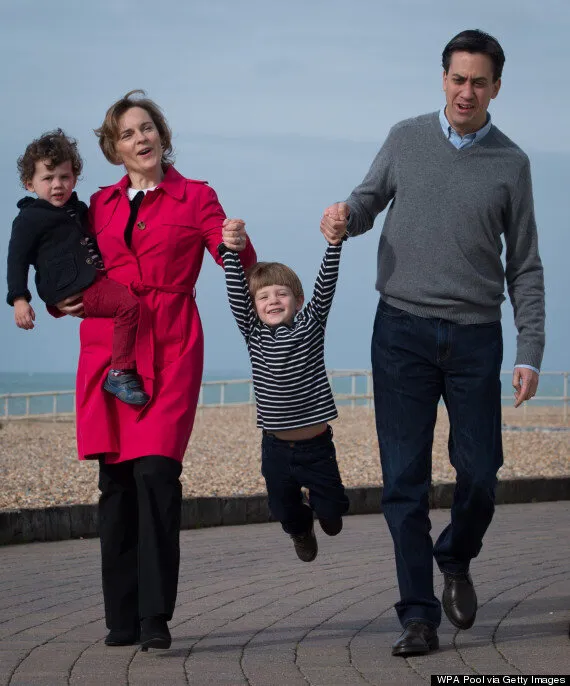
512;367;539;408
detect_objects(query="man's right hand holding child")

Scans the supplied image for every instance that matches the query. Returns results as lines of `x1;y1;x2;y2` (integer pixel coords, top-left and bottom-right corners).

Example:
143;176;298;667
320;202;349;245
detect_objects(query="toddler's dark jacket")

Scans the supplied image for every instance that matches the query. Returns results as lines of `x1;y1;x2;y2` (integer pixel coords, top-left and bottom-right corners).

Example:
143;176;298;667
6;192;100;307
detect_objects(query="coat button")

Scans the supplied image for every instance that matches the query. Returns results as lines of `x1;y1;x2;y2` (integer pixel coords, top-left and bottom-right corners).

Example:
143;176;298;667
137;221;146;231
86;258;93;265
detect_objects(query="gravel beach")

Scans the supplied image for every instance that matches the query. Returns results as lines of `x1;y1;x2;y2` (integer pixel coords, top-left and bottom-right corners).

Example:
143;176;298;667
0;405;568;511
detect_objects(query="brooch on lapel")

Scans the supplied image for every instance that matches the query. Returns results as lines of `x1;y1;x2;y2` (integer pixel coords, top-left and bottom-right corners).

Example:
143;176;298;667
137;221;146;231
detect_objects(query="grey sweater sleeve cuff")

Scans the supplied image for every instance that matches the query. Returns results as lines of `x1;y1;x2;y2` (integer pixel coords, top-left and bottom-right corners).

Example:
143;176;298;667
514;364;540;375
345;211;354;237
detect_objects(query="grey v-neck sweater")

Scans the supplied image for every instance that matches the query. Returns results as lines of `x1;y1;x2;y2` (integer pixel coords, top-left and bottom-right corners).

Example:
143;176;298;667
346;111;545;369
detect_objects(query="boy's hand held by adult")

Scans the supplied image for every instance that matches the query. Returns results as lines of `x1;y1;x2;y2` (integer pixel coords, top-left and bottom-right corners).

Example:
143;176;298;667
321;202;349;245
222;217;248;252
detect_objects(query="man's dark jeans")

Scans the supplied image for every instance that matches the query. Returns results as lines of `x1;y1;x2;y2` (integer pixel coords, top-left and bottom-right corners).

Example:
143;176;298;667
261;426;349;535
372;299;503;628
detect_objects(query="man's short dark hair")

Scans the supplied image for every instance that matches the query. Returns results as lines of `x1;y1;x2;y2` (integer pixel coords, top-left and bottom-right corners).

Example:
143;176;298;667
442;30;505;82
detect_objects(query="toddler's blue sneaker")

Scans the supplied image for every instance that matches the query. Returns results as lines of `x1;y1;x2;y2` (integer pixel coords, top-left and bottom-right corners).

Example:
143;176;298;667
103;370;149;406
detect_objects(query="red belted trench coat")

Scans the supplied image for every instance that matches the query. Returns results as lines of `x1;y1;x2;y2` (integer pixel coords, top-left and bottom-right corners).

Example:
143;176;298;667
76;166;256;463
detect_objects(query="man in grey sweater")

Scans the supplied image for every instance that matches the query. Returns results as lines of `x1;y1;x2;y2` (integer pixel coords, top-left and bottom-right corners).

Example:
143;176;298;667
321;29;545;657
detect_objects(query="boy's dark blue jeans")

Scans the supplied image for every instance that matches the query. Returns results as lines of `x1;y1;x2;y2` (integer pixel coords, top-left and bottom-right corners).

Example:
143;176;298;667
261;426;350;535
372;299;504;629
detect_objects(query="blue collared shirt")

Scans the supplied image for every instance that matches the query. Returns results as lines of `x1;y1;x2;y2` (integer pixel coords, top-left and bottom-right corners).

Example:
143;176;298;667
439;107;493;149
438;108;539;376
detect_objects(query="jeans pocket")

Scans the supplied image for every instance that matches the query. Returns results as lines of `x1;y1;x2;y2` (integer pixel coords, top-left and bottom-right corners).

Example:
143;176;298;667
377;299;407;318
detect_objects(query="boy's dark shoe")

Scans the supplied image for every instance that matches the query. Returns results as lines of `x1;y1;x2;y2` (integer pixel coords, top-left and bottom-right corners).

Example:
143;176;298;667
140;616;171;651
391;622;439;657
318;517;343;536
442;571;477;630
291;524;318;562
103;371;149;406
105;627;140;646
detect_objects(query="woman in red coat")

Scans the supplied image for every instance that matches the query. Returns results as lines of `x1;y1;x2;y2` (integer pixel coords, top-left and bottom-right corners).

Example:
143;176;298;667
56;90;256;650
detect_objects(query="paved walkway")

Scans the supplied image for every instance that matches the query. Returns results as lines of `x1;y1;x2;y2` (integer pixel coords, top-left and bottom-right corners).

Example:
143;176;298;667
1;502;569;685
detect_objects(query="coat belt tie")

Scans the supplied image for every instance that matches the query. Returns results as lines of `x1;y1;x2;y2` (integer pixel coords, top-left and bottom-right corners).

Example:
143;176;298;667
127;281;196;419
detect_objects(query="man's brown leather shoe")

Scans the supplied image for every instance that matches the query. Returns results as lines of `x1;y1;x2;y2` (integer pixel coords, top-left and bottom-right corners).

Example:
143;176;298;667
442;572;477;630
391;622;439;656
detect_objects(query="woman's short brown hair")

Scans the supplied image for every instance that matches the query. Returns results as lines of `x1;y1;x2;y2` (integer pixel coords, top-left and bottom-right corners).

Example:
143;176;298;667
17;129;83;187
94;89;174;166
246;262;304;300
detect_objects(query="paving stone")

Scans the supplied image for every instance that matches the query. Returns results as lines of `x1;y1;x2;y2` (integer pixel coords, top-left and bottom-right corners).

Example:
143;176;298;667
0;502;568;685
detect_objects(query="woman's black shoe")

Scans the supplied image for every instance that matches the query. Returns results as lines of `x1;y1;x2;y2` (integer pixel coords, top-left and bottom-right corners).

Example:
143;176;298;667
105;627;140;646
140;616;172;651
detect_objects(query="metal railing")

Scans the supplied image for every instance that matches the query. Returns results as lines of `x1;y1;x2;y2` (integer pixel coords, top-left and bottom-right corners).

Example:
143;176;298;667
1;389;76;422
1;370;568;423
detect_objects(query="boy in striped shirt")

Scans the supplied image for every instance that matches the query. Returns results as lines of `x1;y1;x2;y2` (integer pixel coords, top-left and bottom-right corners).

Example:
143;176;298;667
219;220;349;562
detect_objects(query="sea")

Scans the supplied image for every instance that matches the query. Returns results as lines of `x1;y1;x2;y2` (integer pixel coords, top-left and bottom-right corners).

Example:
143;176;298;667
0;370;566;418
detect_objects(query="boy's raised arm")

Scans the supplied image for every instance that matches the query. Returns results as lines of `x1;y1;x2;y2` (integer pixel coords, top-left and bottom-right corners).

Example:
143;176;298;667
218;244;257;340
304;241;344;326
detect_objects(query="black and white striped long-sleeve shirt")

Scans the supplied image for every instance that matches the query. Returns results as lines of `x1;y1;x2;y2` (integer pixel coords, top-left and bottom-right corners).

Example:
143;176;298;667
220;243;343;431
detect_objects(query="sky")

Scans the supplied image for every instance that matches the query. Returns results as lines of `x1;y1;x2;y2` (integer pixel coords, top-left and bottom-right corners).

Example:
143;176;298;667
0;0;568;376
